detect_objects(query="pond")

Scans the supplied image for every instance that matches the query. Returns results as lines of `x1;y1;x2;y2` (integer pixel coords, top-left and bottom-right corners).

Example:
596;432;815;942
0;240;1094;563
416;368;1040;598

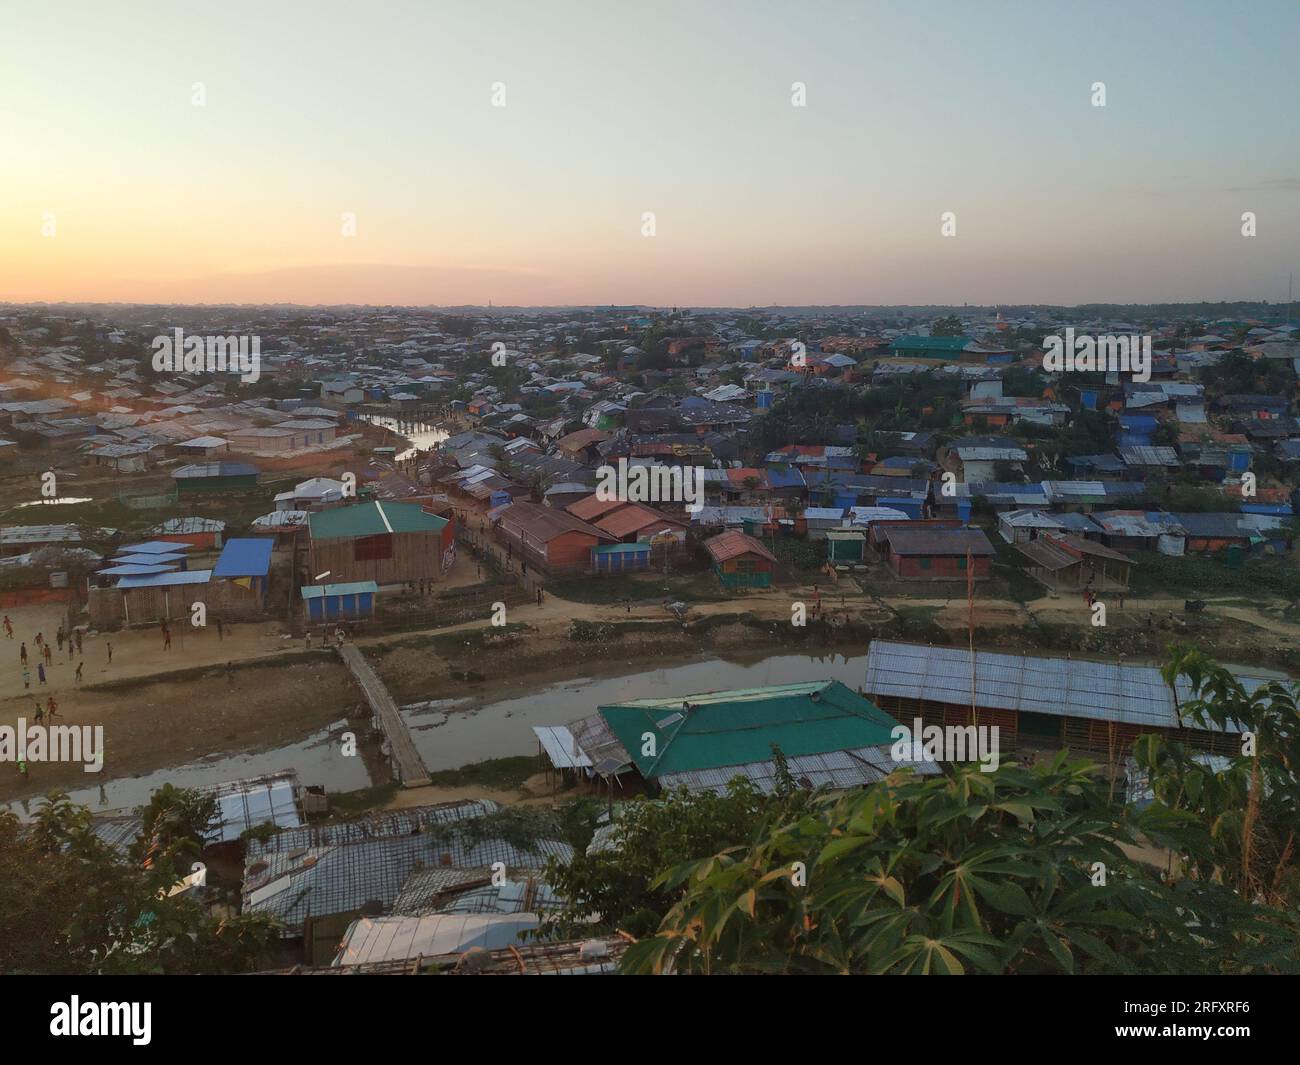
360;415;448;462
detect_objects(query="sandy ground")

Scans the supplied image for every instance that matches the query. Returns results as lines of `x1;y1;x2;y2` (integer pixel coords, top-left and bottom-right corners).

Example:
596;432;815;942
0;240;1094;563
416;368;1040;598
0;654;363;803
0;601;301;701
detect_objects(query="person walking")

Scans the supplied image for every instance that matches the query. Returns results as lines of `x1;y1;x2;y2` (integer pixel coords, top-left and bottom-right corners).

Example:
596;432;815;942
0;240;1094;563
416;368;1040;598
19;642;27;666
43;643;52;667
75;661;83;685
3;615;13;639
21;666;30;690
34;632;43;649
46;695;58;721
37;662;46;685
68;640;74;662
216;618;224;641
106;641;113;665
162;622;171;651
56;626;64;652
32;700;43;727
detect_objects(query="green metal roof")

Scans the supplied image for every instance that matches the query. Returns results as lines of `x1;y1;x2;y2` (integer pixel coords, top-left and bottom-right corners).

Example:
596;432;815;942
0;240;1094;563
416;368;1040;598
598;680;899;779
889;335;971;354
301;580;379;599
308;501;448;540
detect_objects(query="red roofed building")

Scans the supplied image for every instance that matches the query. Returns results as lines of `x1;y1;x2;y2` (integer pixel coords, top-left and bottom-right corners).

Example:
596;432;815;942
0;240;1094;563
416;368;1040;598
495;501;615;575
881;527;995;580
704;530;777;589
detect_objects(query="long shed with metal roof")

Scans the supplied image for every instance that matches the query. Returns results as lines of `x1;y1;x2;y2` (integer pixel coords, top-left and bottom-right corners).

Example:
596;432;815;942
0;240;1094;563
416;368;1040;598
863;639;1257;764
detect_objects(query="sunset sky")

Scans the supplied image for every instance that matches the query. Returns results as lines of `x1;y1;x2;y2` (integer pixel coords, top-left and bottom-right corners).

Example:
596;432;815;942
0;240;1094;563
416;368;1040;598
3;0;1297;307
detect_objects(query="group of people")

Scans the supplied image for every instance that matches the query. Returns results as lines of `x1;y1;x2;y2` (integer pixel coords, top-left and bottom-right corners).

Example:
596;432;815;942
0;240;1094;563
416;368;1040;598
8;615;87;691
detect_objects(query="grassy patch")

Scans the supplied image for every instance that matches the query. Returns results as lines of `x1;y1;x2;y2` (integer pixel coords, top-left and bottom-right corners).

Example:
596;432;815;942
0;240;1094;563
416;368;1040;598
425;755;538;792
769;536;827;572
369;622;532;658
884;604;951;645
549;573;724;605
1128;551;1300;600
85;649;337;693
322;782;401;818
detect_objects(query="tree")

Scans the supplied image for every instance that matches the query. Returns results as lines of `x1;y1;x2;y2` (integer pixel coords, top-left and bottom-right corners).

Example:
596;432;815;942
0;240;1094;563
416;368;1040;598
931;315;964;337
542;782;779;939
621;755;1300;974
0;790;276;974
1136;648;1300;908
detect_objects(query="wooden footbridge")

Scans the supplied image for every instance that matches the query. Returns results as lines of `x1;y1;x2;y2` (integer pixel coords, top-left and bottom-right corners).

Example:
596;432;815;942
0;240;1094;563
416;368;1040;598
336;643;430;787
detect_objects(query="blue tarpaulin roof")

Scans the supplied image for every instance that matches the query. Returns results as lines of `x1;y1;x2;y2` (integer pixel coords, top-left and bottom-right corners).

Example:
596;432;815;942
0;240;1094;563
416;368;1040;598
116;569;212;589
764;467;807;489
120;540;188;554
213;538;274;577
113;552;187;565
101;563;178;577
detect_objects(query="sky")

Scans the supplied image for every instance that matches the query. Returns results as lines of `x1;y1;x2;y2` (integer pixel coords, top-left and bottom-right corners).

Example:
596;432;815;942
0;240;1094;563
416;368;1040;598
1;0;1297;308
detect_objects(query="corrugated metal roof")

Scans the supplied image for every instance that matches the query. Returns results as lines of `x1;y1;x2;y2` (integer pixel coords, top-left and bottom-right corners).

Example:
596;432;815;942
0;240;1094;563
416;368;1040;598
656;745;940;795
243;832;573;936
211;773;300;843
599;680;901;778
309;500;448;540
246;799;501;857
533;725;592;768
864;640;1262;730
333;914;539;965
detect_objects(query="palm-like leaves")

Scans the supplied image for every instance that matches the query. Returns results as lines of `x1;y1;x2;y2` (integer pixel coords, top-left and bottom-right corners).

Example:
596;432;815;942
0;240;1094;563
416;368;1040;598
621;753;1300;975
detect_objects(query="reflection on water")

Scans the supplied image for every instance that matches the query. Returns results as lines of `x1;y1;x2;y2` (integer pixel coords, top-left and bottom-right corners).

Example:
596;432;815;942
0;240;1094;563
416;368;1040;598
7;648;1290;820
402;653;870;772
361;415;448;461
3;720;369;821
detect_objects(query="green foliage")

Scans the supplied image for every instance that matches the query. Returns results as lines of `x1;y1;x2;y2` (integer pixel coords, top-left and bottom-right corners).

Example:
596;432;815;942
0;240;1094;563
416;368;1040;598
131;783;219;878
425;756;538;792
426;806;564;856
621;757;1300;975
543;782;780;938
1137;648;1300;907
931;315;964;337
1197;350;1295;398
1;791;276;974
1128;550;1300;599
